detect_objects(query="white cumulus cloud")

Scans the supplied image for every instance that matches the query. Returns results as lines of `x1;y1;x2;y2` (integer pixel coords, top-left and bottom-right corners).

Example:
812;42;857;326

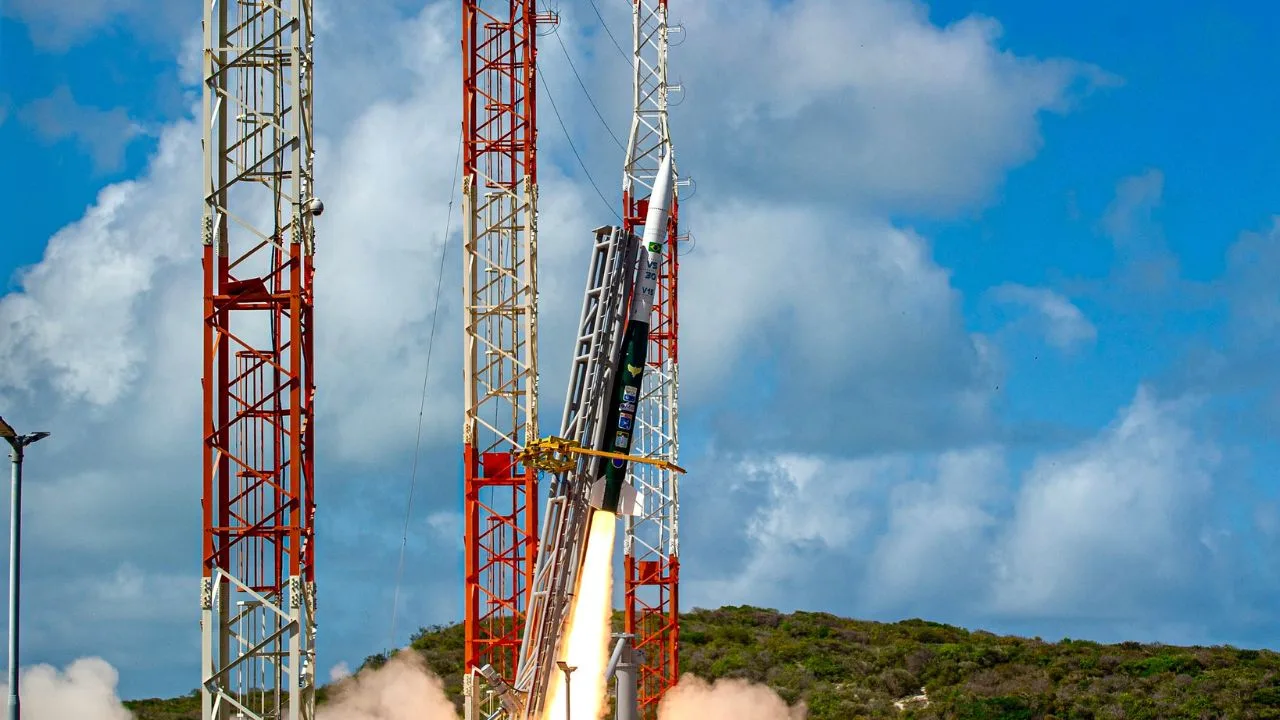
683;385;1234;644
992;386;1220;619
989;283;1097;351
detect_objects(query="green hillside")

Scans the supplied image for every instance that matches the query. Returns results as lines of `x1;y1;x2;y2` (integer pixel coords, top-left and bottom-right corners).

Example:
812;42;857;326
126;606;1280;719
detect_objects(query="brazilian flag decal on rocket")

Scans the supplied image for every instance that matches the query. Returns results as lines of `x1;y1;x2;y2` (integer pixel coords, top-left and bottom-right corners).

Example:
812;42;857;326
588;152;674;516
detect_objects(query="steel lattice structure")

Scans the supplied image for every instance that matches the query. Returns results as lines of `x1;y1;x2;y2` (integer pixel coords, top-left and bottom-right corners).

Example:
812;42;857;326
200;2;318;720
461;2;555;716
622;0;682;715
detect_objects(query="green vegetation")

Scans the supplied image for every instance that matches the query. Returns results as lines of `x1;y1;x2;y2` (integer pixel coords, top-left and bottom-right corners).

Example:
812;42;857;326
124;690;200;720
126;606;1280;719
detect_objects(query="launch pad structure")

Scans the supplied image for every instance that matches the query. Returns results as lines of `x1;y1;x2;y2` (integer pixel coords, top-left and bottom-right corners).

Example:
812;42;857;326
620;2;685;712
193;2;686;720
459;0;554;714
199;2;319;720
461;1;686;719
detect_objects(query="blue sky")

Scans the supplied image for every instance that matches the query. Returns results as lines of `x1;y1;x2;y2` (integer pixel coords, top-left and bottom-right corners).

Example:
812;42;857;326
3;0;1280;705
0;11;182;275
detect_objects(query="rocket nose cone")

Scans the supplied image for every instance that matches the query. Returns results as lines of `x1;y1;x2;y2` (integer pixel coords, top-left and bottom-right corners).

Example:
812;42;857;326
653;152;674;208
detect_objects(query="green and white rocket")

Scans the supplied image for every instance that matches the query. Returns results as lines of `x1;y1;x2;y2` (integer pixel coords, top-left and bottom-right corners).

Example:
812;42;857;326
589;153;675;516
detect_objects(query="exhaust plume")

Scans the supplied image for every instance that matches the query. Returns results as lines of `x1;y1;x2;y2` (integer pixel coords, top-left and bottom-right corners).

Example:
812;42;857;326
0;657;133;720
656;676;807;720
541;511;617;720
317;650;458;720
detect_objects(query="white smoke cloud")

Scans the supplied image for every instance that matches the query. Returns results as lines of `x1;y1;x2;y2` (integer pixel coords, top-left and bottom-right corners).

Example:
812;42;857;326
316;651;458;720
657;675;807;720
316;651;811;720
0;652;461;720
0;657;134;720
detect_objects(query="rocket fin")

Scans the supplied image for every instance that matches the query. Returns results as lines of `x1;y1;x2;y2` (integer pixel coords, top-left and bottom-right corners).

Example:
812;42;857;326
589;478;607;510
586;478;643;516
617;482;642;517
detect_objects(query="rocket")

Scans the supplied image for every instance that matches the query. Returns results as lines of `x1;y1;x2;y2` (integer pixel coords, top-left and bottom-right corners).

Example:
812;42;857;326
589;153;675;517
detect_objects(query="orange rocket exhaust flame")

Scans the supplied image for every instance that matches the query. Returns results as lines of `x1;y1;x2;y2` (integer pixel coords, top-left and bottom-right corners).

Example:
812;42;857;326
540;511;617;720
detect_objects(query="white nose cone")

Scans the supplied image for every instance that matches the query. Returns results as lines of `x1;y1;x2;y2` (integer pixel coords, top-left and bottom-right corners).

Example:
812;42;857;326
640;153;674;251
630;152;675;323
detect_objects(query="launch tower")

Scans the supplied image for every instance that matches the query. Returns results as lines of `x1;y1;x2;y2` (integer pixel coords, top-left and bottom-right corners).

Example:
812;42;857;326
199;2;319;719
460;2;556;717
621;1;684;715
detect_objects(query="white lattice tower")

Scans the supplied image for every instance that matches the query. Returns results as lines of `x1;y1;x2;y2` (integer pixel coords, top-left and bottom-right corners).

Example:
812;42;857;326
622;0;682;715
200;2;318;720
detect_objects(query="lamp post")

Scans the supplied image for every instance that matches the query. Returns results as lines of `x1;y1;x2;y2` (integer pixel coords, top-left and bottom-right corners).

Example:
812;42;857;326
0;416;50;720
556;661;577;720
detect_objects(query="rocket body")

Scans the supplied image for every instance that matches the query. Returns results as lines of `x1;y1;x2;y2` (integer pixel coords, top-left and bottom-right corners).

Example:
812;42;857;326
589;318;649;515
589;154;674;516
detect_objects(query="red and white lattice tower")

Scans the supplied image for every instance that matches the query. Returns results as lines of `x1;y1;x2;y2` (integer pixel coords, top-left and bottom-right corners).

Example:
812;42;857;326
460;1;555;716
622;0;682;715
200;2;318;720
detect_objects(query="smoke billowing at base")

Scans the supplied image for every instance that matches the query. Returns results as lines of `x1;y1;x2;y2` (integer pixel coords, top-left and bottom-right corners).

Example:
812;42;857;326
4;651;805;720
318;651;459;720
0;657;133;720
321;649;808;720
658;676;808;720
321;648;808;720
